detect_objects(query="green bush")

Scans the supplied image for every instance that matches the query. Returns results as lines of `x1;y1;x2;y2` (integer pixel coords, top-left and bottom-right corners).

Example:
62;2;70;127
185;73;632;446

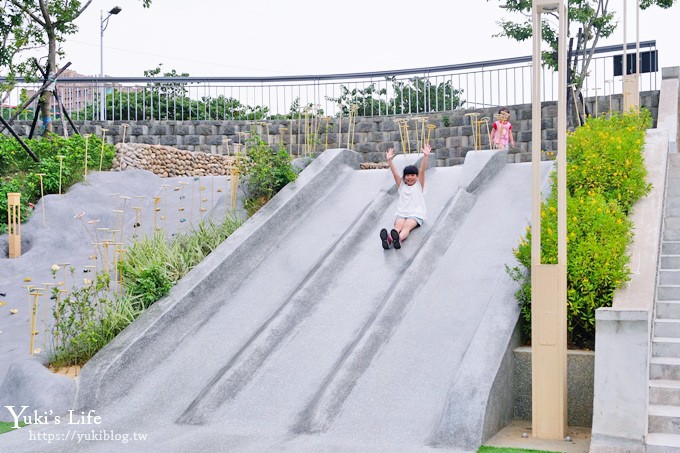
0;134;115;233
508;110;652;349
235;135;298;216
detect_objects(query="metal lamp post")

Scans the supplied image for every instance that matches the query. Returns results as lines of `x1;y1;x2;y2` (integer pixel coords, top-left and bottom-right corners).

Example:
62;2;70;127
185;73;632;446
100;6;122;122
531;0;568;440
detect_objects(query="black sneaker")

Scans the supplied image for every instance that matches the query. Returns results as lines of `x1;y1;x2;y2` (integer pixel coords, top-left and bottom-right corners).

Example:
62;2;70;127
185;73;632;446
390;229;401;249
380;228;390;250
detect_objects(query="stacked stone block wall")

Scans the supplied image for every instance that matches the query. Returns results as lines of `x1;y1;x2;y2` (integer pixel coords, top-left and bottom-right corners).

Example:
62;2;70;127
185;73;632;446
8;91;659;167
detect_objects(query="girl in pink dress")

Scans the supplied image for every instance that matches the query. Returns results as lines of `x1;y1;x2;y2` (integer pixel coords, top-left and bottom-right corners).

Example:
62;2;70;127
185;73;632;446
491;107;515;150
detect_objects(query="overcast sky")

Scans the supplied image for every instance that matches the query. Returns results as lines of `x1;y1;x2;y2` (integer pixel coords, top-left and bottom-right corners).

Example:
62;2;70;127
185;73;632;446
56;0;680;78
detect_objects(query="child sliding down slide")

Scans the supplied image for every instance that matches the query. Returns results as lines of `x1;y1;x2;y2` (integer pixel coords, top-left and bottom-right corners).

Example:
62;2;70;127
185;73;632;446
380;144;430;250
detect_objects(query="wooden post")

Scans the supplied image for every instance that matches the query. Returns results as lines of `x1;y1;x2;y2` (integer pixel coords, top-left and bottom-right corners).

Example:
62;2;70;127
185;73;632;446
7;193;21;258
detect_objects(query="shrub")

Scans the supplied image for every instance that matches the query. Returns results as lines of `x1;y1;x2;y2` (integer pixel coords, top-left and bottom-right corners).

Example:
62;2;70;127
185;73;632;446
0;134;115;233
235;135;298;216
508;110;651;349
49;215;244;367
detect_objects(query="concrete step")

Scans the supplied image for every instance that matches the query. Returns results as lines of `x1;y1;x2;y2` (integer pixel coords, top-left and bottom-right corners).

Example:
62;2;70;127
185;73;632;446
654;338;680;358
662;256;680;269
650;380;680;406
651;357;680;380
663;242;680;256
666;199;680;217
666;220;680;242
647;433;680;452
656;319;680;338
658;301;680;318
649;405;680;435
662;271;680;286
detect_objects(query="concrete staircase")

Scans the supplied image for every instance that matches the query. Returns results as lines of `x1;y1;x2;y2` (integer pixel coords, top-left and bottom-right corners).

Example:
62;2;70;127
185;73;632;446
648;153;680;452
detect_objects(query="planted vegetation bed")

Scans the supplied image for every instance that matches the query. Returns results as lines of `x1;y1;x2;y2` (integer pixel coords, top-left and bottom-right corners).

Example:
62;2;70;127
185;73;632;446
507;110;653;349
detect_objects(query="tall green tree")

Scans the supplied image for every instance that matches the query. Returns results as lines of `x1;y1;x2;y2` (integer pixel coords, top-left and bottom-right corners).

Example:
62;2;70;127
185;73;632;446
488;0;676;118
0;0;152;135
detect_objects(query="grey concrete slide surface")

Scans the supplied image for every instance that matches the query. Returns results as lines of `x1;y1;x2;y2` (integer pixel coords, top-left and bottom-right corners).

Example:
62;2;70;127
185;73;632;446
0;148;552;452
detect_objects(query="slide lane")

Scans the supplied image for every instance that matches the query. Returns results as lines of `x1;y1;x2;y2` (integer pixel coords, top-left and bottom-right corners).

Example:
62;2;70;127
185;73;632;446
177;166;464;428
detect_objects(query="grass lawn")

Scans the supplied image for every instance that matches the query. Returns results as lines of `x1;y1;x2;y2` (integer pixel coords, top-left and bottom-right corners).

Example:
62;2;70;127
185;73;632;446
0;421;26;434
478;447;560;453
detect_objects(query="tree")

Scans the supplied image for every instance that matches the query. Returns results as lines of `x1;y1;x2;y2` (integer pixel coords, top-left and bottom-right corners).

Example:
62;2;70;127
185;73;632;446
488;0;676;121
0;0;152;135
389;77;465;114
326;83;388;117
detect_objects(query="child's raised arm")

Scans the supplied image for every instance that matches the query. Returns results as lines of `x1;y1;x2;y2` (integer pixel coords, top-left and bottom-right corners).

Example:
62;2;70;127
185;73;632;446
386;148;401;187
419;144;431;189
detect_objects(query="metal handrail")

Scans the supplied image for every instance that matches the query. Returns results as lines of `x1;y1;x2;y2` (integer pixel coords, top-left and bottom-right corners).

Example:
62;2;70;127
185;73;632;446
0;41;657;85
0;40;659;121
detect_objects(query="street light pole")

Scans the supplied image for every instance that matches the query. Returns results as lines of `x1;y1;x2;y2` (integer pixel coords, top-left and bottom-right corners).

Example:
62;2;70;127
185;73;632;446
100;6;122;122
531;0;568;440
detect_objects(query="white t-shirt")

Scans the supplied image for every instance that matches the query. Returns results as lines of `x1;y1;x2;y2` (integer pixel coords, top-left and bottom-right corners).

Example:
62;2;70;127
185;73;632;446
396;180;427;222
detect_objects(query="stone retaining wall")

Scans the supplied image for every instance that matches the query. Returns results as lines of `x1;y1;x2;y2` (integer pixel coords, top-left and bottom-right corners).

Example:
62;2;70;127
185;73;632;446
113;143;235;177
8;92;659;167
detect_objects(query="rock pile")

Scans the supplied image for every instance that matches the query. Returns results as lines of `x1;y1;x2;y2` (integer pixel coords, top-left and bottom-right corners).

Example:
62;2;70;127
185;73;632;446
360;162;389;170
113;143;235;177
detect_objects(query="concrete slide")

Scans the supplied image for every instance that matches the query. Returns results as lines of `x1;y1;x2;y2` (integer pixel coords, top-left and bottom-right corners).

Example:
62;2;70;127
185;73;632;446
0;148;552;452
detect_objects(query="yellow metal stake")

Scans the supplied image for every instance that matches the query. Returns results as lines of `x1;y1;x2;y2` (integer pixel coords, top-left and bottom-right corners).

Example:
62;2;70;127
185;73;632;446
397;119;411;154
426;124;436;146
119;195;131;242
83;134;91;180
36;173;47;228
280;127;288;153
480;117;491;149
153;197;161;231
582;88;588;121
569;84;582;127
28;288;44;355
40;282;55;338
161;184;170;225
132;207;142;241
323;116;330;150
337;104;343;148
297;113;302;157
604;80;613;117
464;113;480;150
57;155;66;195
178;181;189;224
347;104;358;150
121;124;129;144
55;289;69;348
99;128;108;172
592;87;601;117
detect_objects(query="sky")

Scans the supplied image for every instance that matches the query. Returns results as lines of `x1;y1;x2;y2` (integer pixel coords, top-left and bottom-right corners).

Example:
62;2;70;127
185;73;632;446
54;0;680;79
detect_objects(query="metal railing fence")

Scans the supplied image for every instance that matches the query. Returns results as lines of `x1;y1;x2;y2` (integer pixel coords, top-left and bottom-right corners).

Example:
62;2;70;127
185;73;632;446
1;41;659;122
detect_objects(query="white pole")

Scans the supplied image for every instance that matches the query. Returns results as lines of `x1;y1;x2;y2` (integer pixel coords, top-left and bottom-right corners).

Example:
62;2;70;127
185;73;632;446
100;9;105;122
636;0;640;76
623;0;627;78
